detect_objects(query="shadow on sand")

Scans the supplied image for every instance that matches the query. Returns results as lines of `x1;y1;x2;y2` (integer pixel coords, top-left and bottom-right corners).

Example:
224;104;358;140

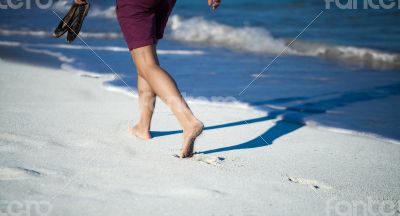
151;83;400;154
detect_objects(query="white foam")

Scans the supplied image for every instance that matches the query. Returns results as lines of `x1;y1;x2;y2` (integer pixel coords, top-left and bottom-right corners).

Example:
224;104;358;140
103;84;137;98
0;40;206;56
168;15;400;68
0;28;122;39
89;6;116;19
38;43;204;55
39;43;204;55
61;63;106;78
79;32;122;39
0;41;21;47
2;21;398;68
157;50;205;55
3;9;396;68
30;43;127;52
22;47;75;63
185;95;252;110
169;15;293;55
290;40;400;68
0;29;49;37
333;46;397;62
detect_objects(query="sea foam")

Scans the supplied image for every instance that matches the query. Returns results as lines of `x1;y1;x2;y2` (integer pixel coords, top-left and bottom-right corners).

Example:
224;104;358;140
168;15;400;69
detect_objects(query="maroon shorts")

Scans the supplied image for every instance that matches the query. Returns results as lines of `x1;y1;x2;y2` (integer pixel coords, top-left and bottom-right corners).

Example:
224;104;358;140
116;0;176;50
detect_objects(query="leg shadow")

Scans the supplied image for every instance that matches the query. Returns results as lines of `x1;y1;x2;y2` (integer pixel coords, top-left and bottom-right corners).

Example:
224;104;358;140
150;83;400;155
150;114;279;138
198;119;302;154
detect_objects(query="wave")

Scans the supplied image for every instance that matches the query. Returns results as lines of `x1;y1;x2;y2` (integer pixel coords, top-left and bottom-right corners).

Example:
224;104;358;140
289;40;400;69
89;6;116;19
2;11;399;69
0;29;49;37
43;4;400;68
169;15;292;55
60;63;108;78
169;15;400;69
22;47;75;63
78;32;121;39
0;40;205;56
0;41;21;47
0;28;122;39
0;40;75;64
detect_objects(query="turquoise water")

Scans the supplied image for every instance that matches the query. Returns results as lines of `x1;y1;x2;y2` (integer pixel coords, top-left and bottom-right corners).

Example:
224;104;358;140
1;0;400;140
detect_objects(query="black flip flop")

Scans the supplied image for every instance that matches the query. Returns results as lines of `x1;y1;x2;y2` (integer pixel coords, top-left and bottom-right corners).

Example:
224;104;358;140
66;2;90;43
52;3;79;38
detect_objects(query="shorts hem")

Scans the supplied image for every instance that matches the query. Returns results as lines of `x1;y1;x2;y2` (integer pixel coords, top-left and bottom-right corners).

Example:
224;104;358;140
128;39;157;50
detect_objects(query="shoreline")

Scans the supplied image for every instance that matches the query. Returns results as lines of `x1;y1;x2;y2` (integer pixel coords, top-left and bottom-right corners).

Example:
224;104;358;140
1;49;399;144
1;58;400;215
1;42;400;142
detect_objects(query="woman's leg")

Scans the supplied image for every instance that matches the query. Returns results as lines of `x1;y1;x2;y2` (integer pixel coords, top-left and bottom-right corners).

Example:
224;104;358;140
129;47;159;139
130;44;203;157
129;74;156;140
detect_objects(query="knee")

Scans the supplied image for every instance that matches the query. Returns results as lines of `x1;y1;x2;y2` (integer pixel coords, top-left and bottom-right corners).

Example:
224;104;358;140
136;63;159;79
137;86;154;97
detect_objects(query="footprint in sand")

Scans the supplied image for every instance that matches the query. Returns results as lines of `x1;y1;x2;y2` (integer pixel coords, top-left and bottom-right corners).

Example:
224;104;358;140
0;167;41;180
173;154;224;167
286;175;332;190
168;187;224;199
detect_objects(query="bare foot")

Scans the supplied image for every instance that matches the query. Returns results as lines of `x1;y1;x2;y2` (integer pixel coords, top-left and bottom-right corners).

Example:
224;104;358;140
181;120;204;158
129;125;151;140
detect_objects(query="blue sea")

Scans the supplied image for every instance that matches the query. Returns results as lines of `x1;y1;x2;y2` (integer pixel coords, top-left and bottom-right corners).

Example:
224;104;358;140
1;0;400;140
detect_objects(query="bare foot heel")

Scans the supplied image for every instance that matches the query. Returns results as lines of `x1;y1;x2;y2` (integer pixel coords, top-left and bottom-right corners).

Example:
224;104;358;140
181;121;204;158
129;125;151;140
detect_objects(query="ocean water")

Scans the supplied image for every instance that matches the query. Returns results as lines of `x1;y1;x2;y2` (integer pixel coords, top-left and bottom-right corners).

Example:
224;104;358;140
1;0;400;140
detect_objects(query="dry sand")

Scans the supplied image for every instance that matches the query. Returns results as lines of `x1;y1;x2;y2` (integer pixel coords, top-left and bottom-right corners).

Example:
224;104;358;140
0;59;399;215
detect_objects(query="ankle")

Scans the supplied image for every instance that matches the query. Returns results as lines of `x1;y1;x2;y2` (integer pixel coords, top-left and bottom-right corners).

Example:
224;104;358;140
184;119;203;131
135;122;150;131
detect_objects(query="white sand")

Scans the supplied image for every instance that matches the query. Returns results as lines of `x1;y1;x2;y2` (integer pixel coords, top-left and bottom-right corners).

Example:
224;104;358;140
0;59;399;215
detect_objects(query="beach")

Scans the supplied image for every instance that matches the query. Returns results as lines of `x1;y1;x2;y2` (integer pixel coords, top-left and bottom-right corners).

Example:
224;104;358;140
2;0;400;141
1;59;399;215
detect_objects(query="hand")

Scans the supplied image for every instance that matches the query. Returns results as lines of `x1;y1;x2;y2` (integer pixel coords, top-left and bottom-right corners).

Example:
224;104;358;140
74;0;87;5
208;0;221;10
